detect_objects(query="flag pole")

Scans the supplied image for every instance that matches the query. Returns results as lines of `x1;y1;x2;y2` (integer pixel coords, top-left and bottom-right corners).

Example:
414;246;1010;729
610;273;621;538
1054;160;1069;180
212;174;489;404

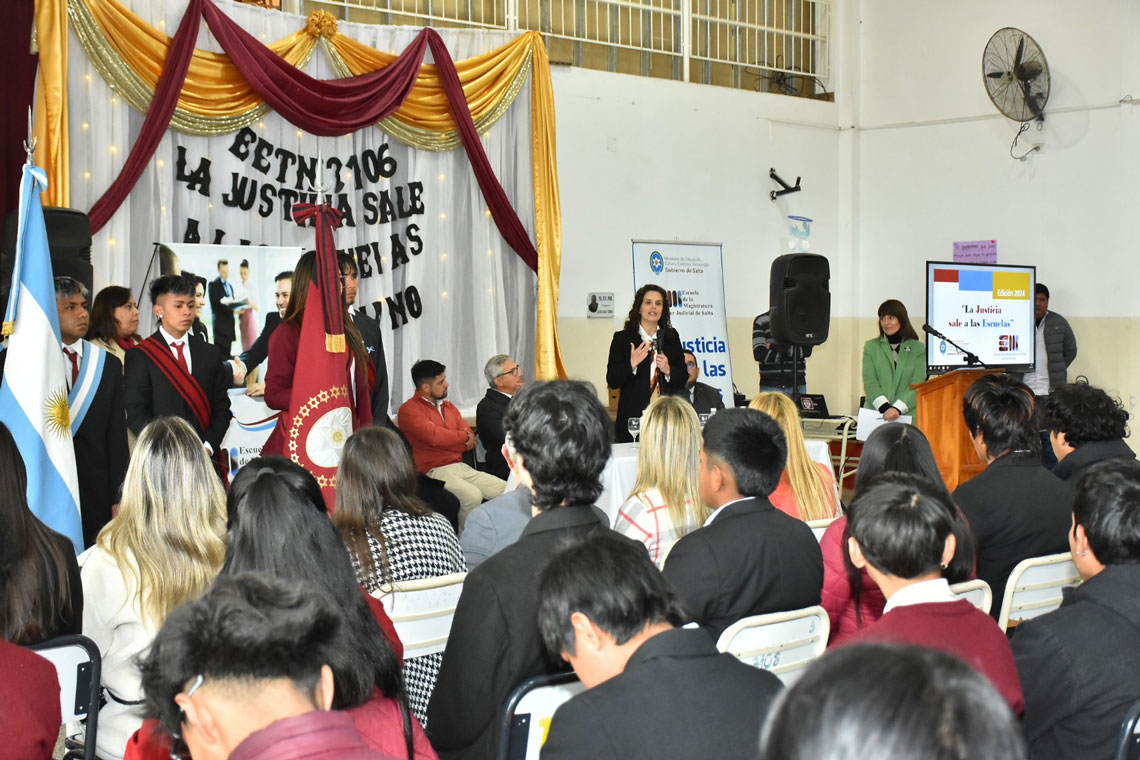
24;107;36;165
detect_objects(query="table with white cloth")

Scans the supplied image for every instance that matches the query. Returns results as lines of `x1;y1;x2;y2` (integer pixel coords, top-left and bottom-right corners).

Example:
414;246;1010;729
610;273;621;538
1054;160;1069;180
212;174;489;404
506;440;833;525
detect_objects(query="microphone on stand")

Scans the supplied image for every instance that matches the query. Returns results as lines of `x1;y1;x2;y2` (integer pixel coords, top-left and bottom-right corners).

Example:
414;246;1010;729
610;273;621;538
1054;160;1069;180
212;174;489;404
922;323;987;368
921;323;948;341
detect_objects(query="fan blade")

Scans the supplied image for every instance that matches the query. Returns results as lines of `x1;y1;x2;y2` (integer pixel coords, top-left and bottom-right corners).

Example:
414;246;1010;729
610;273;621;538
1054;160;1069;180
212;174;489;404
1021;80;1041;118
1014;36;1025;70
986;70;1008;79
1017;60;1043;81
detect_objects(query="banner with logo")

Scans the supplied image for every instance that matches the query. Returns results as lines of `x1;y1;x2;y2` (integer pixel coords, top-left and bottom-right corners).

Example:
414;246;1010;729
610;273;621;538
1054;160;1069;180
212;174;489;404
632;241;733;406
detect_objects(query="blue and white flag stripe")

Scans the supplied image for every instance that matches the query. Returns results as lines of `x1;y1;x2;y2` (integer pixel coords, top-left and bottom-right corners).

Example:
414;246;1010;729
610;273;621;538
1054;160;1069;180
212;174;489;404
0;164;83;552
69;341;106;433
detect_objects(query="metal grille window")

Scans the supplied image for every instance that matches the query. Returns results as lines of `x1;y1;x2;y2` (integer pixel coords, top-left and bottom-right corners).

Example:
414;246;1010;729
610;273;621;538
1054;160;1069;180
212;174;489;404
292;0;829;96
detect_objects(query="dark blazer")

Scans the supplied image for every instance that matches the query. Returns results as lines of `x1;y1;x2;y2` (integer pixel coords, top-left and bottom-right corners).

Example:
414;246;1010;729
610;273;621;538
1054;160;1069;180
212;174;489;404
606;325;686;443
682;380;726;415
475;389;511;480
123;331;233;451
207;277;236;354
662;496;824;641
352;308;391;423
952;451;1073;615
1012;564;1140;760
239;311;281;374
426;504;622;760
1051;438;1136;483
540;627;782;760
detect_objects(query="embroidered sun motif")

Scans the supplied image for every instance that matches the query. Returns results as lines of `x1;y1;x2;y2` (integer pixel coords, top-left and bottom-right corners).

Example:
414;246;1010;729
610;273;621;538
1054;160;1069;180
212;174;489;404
44;386;71;438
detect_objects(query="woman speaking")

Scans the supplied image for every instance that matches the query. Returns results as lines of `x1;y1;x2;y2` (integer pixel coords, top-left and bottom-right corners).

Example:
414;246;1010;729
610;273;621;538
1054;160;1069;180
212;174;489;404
862;299;926;420
606;284;686;442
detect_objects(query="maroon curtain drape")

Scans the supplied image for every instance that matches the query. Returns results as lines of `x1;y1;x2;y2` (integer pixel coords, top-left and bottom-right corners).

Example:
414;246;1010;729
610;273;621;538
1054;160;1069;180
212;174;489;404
88;0;539;272
0;0;39;225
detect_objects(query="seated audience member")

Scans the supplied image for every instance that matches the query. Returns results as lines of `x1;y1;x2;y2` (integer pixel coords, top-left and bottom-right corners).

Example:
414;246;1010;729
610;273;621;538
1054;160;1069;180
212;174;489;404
334;426;467;725
952;374;1073;613
661;408;823;640
842;473;1023;713
0;423;82;645
677;350;725;415
475;354;525;480
614;394;709;567
222;456;433;759
1012;459;1140;760
821;423;975;645
460;482;532;569
749;391;838;521
536;534;782;759
758;643;1027;760
239;269;292;392
398;360;505;527
80;417;227;760
137;573;401;760
0;639;61;759
426;380;626;760
1039;381;1135;482
88;284;142;362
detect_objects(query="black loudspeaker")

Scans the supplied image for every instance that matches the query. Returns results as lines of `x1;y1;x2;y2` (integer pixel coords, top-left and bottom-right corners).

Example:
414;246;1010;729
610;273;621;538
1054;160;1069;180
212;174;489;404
0;207;94;299
769;253;830;346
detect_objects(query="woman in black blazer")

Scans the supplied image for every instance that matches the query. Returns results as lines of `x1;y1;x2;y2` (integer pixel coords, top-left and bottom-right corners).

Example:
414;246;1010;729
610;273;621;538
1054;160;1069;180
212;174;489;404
607;284;686;442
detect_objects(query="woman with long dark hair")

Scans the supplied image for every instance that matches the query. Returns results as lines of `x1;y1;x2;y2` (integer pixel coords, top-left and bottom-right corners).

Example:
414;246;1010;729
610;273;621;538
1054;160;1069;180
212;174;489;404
260;251;373;458
88;285;142;362
820;423;976;646
862;299;926;421
0;422;82;645
606;284;686;442
223;456;435;759
334;426;466;725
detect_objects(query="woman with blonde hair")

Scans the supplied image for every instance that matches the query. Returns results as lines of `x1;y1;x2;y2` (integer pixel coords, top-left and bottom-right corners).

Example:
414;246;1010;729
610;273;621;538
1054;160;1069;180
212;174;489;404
749;392;838;521
79;417;227;760
614;394;708;567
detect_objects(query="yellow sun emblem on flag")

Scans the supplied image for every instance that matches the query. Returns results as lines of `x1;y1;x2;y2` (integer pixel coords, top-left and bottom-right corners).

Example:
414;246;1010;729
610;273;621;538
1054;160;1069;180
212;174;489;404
43;386;72;439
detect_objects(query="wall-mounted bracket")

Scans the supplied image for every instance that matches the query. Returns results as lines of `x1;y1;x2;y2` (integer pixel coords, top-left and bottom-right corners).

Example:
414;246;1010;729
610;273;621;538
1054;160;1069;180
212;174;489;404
769;168;801;201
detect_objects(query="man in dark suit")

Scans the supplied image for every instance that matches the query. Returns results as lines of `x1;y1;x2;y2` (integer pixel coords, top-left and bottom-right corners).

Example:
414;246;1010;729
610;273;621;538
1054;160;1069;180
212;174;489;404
427;380;630;760
662;408;823;640
339;253;391;424
124;275;232;457
537;534;783;759
677;350;725;415
207;259;245;358
475;354;525;480
0;277;130;547
952;373;1073;615
241;270;292;394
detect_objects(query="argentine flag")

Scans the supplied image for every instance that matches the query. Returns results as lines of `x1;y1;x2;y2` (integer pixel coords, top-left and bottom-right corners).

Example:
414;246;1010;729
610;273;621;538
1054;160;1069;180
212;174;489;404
0;164;83;552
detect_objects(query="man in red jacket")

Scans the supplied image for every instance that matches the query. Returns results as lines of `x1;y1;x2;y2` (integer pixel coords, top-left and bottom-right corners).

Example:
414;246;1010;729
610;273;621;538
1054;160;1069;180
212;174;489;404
397;359;505;527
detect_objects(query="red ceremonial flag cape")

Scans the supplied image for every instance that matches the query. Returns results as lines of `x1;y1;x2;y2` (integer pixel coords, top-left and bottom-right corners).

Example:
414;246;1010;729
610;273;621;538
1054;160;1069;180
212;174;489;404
286;201;355;510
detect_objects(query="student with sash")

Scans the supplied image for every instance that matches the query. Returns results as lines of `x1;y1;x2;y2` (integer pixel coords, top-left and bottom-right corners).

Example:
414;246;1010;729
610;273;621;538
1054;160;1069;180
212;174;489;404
0;277;128;547
123;275;232;474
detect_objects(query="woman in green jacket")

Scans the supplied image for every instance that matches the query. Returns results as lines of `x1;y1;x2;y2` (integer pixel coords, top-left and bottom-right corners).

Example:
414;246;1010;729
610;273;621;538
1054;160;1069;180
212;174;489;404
862;300;926;420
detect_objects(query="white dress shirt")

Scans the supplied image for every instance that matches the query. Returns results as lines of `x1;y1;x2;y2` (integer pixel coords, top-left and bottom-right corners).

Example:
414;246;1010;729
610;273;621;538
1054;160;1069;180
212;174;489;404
62;339;83;391
157;325;193;374
882;577;959;614
703;496;749;527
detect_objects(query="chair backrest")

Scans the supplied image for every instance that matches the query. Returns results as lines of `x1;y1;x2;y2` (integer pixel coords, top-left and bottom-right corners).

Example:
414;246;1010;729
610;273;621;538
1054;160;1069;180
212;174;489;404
996;552;1081;632
806;517;837;542
27;634;101;760
1115;694;1140;760
949;579;993;615
497;672;585;760
716;605;830;685
373;572;467;659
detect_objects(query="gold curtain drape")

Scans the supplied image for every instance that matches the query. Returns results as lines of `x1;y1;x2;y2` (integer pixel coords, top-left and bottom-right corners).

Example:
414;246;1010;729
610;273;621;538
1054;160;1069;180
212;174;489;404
37;0;565;378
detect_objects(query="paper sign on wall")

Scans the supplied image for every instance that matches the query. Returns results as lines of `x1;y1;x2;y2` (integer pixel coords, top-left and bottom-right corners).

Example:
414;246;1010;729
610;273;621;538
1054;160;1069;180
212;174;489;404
953;240;997;264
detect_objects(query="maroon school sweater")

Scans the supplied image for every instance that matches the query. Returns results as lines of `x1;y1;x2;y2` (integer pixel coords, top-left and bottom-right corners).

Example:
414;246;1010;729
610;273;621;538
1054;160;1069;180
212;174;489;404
844;599;1024;714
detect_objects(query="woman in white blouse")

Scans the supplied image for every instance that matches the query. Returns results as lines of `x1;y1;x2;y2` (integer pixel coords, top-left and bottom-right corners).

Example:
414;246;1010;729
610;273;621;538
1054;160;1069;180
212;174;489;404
79;417;226;760
613;394;708;567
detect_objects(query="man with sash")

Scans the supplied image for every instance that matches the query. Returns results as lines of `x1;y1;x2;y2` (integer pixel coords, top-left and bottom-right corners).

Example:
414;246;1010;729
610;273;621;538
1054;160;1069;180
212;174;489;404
124;275;232;475
0;277;129;546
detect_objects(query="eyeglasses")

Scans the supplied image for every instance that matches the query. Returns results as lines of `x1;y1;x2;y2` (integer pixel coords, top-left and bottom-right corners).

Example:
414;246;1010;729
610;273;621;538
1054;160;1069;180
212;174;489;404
169;674;205;760
685;362;698;369
496;366;523;378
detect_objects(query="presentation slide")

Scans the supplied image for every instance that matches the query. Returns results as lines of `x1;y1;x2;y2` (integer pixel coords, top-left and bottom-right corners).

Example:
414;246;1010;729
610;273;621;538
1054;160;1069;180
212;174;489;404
925;261;1036;374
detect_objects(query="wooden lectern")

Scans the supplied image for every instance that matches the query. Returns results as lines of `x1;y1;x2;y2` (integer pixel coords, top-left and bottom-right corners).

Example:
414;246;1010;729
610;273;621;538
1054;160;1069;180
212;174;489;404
912;369;1001;492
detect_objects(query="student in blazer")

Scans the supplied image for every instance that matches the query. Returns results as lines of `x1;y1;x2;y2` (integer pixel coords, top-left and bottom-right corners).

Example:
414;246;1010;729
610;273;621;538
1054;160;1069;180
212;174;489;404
862;299;926;418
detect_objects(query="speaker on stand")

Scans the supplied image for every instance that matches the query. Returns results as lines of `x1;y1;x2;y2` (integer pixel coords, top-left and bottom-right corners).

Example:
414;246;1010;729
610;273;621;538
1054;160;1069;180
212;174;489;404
0;207;94;310
768;253;831;393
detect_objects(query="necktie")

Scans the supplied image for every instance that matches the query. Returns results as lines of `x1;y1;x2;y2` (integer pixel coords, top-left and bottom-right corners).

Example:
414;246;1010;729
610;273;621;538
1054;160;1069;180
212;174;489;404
64;348;79;387
172;341;190;373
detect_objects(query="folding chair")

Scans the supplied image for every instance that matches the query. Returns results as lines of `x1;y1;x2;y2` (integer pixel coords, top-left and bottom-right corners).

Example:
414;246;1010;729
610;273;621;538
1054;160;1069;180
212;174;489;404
949;578;993;614
1115;695;1140;760
27;634;101;760
716;605;830;685
497;672;585;760
806;517;838;542
373;572;466;659
996;553;1081;632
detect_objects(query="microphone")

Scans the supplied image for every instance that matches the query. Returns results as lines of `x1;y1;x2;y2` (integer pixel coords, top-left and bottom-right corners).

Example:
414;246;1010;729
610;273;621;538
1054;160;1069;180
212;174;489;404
922;323;947;341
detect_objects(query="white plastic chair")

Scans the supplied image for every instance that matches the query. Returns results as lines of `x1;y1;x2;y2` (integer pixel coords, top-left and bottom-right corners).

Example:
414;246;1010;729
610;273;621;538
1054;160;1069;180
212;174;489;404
806;517;838;542
497;672;585;760
27;634;101;760
949;578;993;614
996;552;1081;632
716;606;830;685
373;572;466;659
